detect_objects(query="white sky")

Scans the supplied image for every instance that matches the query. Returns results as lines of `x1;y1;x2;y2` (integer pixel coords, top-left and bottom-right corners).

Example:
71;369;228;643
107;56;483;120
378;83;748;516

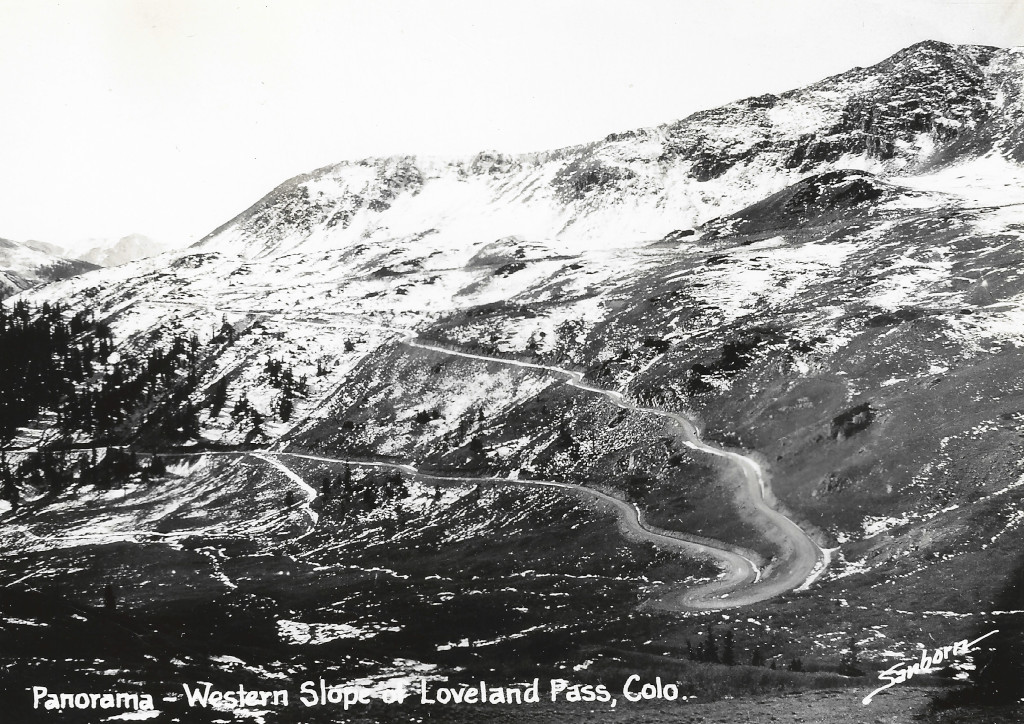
0;0;1021;248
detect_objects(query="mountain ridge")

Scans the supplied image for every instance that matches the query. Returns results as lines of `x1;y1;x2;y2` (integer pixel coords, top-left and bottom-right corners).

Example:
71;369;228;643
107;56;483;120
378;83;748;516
0;233;169;295
0;237;99;295
65;233;168;267
189;40;1024;262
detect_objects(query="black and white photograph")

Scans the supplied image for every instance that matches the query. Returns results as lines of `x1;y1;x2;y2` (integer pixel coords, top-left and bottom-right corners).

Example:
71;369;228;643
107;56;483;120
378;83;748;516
2;1;1024;722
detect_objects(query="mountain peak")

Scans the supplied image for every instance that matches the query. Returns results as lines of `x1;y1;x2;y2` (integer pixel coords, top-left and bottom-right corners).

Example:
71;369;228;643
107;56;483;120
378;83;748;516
889;38;1001;60
190;40;1024;261
67;233;168;267
0;237;98;295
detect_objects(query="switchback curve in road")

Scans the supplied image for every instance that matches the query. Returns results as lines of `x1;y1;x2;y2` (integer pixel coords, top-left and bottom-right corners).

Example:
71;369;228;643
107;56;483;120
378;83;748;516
403;338;828;610
111;300;827;609
273;450;758;600
157;448;758;603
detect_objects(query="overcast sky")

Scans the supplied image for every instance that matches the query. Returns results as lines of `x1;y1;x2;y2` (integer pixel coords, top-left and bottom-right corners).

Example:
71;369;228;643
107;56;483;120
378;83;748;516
0;0;1021;248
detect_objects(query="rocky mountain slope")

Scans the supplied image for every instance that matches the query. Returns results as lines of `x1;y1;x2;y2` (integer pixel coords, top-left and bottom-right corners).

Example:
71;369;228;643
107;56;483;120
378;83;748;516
192;40;1023;259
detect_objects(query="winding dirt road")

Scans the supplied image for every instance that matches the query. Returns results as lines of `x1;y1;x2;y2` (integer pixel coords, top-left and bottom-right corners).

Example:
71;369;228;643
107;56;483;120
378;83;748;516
270;450;757;607
399;338;828;609
118;299;828;608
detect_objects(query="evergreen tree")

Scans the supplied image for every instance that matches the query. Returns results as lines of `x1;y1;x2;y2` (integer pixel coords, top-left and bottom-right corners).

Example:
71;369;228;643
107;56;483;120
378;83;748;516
839;635;863;676
384;470;407;500
215;316;235;344
249;408;266;440
556;423;574;448
278;394;294;422
342;464;352;496
723;628;736;666
1;458;18;512
703;630;719;663
76;453;91;484
209;377;229;415
103;582;116;611
232;394;251;421
149;455;167;477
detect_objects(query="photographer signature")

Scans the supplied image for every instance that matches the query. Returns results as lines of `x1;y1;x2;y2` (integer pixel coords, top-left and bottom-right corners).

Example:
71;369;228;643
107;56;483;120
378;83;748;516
862;629;998;705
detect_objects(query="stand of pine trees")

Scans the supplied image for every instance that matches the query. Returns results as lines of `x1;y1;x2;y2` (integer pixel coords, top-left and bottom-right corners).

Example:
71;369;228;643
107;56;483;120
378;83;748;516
684;629;818;674
0;298;230;449
264;357;307;422
0;299;244;504
0;300;102;449
319;468;412;520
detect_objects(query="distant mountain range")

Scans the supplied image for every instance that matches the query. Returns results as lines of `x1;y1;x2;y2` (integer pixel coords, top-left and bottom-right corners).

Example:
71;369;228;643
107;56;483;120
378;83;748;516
0;233;167;294
60;233;169;268
0;238;98;296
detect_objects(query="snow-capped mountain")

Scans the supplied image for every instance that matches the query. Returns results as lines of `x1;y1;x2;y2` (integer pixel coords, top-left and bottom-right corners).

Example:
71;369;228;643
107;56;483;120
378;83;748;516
14;39;1024;445
192;40;1024;261
0;237;98;295
61;233;169;267
5;38;1019;445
